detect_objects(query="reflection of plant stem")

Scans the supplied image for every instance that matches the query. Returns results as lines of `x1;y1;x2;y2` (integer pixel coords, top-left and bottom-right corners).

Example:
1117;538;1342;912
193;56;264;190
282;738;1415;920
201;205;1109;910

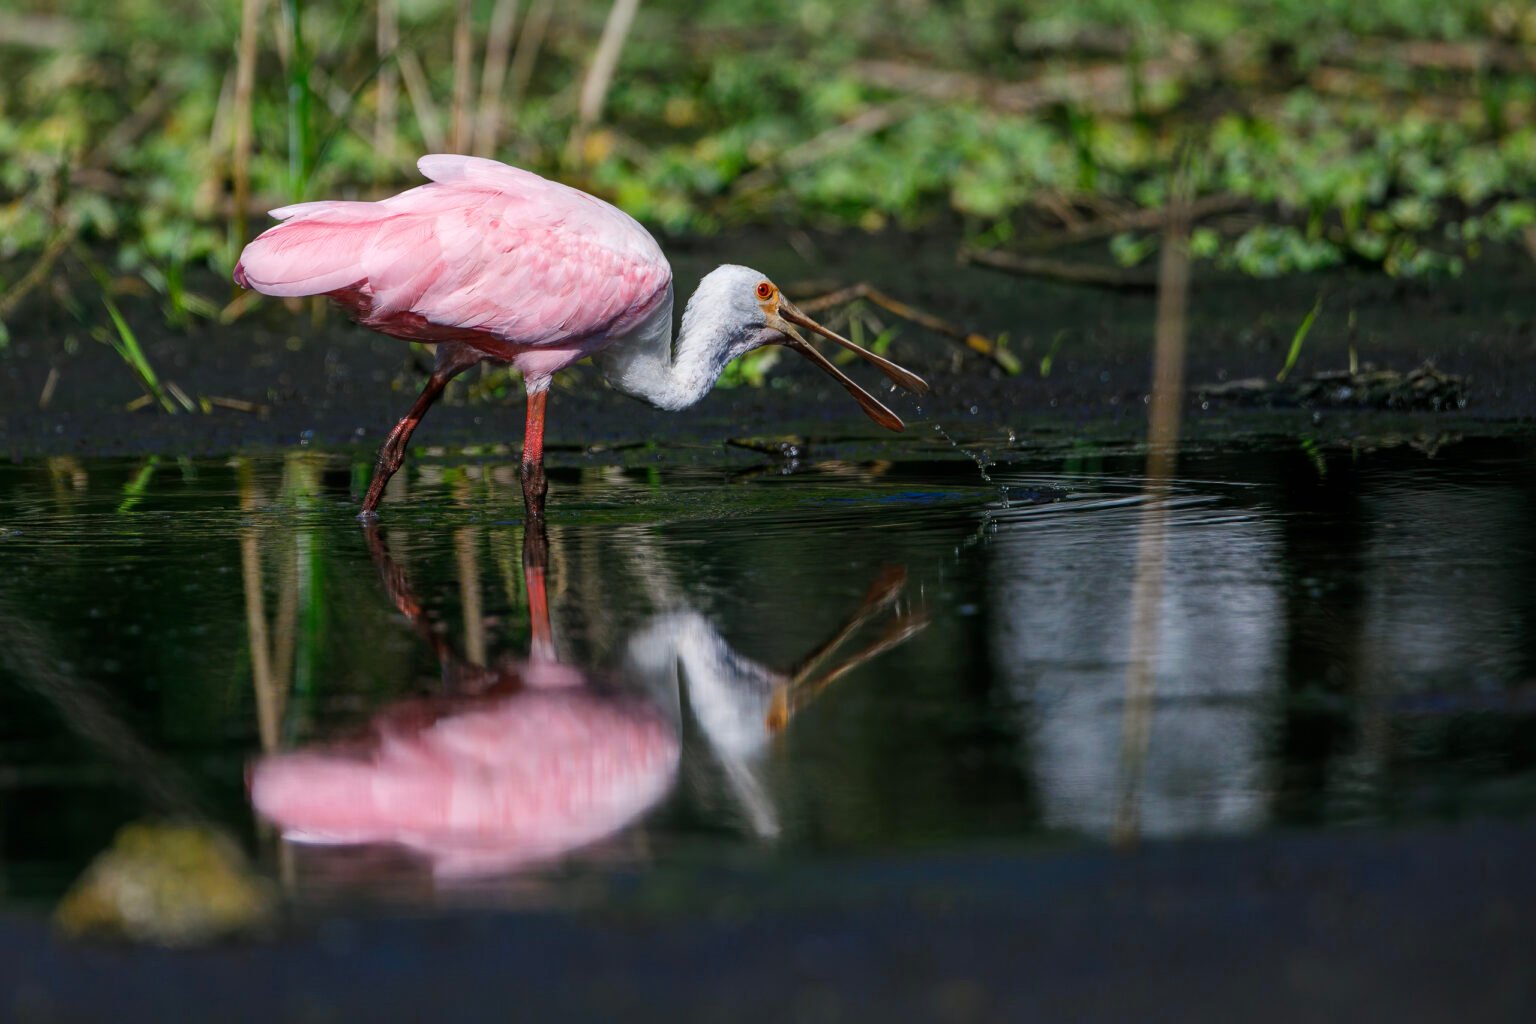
1114;158;1191;847
0;599;199;815
118;457;161;514
285;453;324;720
494;527;527;617
241;462;282;753
271;540;300;718
454;478;486;665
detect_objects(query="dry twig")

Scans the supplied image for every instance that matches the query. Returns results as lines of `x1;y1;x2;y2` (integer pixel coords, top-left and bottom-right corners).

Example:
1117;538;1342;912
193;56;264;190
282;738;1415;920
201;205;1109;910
798;282;1019;374
961;247;1158;291
850;57;1183;116
1015;194;1247;252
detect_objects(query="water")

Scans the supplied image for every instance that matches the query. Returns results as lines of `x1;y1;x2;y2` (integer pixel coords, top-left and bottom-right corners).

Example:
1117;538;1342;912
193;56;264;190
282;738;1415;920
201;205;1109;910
3;435;1536;913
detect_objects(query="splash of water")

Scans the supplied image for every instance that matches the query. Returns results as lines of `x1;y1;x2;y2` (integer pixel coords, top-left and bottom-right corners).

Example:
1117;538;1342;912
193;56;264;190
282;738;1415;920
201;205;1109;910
932;423;1011;509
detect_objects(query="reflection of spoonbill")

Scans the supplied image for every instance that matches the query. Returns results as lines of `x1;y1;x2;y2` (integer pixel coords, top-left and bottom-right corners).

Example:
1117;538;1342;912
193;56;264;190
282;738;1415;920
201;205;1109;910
249;524;925;879
250;524;682;877
233;155;928;518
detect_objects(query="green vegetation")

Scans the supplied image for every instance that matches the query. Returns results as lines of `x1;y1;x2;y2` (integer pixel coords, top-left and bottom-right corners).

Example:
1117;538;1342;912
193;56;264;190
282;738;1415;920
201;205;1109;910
2;0;1534;342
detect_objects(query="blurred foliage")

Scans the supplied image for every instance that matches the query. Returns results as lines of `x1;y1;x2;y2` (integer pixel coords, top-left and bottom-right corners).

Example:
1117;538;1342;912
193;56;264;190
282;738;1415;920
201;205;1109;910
2;0;1535;338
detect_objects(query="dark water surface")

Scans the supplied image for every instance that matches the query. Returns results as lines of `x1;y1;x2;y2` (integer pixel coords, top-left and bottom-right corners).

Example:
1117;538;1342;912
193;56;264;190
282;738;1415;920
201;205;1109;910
3;433;1536;913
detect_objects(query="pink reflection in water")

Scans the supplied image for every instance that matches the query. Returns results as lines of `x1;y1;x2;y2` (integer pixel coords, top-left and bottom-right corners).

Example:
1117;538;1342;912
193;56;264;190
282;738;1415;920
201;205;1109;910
251;685;679;878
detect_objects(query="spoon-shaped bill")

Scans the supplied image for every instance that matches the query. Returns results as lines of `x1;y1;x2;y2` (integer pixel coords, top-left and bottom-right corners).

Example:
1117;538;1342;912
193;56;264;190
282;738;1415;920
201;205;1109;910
778;301;930;395
783;338;905;432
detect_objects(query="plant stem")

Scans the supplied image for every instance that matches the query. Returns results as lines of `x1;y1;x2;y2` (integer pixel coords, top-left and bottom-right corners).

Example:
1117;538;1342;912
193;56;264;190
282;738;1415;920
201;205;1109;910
399;48;445;151
282;0;314;201
506;0;552;120
474;0;520;157
232;0;265;256
450;0;474;152
375;0;398;173
570;0;642;161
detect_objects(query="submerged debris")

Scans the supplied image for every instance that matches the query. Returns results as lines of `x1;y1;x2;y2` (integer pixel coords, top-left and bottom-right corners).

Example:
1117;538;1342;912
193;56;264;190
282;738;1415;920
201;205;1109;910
727;436;807;460
1197;362;1467;411
54;820;275;946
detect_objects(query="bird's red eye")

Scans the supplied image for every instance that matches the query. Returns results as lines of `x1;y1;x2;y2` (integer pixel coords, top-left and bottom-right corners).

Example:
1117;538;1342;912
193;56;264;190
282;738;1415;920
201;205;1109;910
756;282;774;300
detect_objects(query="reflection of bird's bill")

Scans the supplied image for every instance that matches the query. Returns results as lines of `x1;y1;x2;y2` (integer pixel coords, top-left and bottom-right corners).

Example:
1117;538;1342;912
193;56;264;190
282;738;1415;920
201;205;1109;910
766;301;930;433
766;567;928;733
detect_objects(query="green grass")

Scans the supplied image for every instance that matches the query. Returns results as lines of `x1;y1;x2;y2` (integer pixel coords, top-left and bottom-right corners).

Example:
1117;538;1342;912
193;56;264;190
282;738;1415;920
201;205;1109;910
1276;295;1323;383
1;0;1532;380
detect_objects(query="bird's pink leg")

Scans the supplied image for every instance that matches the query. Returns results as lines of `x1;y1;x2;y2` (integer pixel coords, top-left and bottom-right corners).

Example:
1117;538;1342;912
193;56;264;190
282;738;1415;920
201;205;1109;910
521;387;549;517
360;342;484;518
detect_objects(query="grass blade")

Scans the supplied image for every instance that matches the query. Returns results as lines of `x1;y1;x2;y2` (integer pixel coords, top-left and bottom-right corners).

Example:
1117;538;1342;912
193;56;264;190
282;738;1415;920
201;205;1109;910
1276;295;1322;383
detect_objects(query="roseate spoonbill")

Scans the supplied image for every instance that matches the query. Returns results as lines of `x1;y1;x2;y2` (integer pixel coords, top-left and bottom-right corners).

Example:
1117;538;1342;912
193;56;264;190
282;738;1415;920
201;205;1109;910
250;522;925;877
233;155;929;518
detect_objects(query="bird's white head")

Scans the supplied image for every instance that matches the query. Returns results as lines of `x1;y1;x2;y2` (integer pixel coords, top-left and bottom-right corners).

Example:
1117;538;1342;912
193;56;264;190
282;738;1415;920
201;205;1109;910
602;263;928;427
673;265;782;369
674;264;930;430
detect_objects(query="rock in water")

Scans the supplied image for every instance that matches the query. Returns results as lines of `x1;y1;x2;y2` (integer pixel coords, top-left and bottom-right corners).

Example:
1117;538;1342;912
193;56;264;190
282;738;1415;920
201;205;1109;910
54;820;274;946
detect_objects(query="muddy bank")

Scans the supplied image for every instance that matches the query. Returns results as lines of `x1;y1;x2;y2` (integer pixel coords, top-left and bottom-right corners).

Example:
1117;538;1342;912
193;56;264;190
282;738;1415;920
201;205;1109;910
3;231;1533;460
4;821;1534;1022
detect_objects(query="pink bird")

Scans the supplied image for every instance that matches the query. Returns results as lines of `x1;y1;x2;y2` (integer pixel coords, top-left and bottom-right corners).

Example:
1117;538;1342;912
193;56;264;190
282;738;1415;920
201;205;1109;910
234;155;928;517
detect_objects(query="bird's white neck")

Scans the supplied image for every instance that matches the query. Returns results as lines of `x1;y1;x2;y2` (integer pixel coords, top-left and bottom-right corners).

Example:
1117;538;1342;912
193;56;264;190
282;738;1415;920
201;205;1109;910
598;283;764;411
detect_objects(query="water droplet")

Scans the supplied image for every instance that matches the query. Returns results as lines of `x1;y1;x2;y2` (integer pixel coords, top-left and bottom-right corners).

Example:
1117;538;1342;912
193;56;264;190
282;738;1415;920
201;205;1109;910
933;421;1008;507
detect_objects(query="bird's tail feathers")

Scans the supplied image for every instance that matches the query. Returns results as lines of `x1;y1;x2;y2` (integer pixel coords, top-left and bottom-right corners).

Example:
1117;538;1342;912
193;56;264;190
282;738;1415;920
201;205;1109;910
234;202;381;298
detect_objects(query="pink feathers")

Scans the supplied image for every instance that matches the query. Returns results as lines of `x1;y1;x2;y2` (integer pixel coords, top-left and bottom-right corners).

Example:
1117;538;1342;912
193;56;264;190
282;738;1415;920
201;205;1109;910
234;156;673;375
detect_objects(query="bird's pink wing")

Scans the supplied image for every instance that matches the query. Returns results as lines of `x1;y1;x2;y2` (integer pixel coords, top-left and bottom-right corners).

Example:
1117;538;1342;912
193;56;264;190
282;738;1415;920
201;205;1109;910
235;156;672;347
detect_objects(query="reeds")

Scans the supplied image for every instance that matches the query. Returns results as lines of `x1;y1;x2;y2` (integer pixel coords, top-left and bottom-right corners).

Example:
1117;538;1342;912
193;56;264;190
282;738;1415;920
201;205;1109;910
1276;295;1323;383
569;0;643;163
474;0;520;157
280;0;316;200
450;0;474;152
506;0;552;116
77;250;180;414
374;0;398;171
